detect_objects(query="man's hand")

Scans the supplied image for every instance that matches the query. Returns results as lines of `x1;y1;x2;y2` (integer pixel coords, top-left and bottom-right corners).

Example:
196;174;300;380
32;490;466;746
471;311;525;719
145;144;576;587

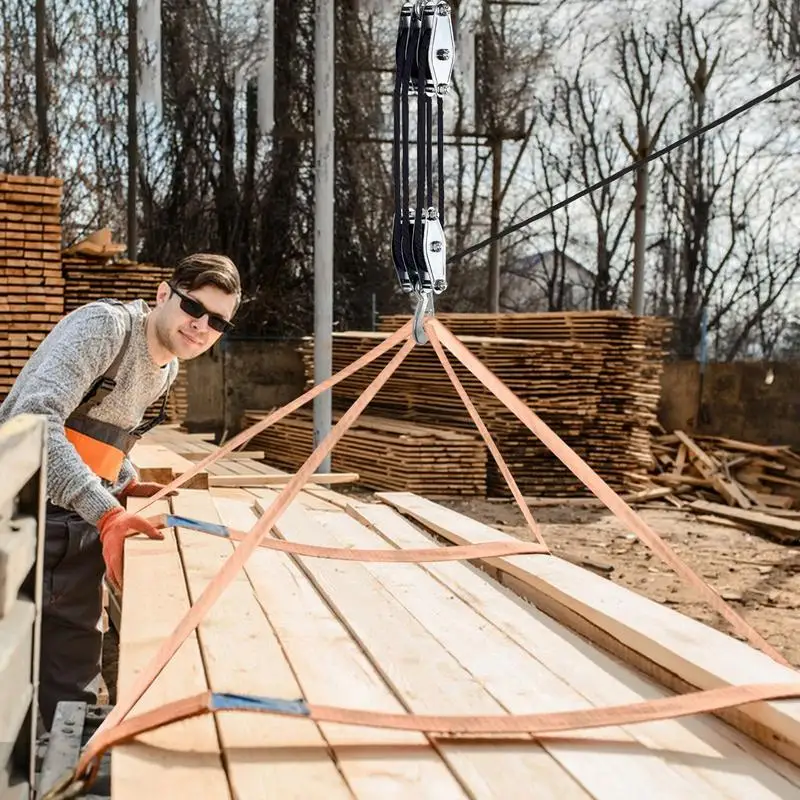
97;507;166;590
118;479;177;499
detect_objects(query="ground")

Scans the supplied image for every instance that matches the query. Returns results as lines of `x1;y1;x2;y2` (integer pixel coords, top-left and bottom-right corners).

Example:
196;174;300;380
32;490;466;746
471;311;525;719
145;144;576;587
440;497;800;667
97;495;800;703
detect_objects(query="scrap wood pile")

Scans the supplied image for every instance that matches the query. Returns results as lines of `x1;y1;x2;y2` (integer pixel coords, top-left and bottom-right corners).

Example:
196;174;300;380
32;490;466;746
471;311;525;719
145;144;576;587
630;429;800;543
0;174;64;402
295;311;670;496
241;407;487;495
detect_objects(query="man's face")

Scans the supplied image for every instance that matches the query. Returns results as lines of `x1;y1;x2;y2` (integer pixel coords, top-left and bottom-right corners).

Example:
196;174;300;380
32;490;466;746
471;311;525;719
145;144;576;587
155;283;238;359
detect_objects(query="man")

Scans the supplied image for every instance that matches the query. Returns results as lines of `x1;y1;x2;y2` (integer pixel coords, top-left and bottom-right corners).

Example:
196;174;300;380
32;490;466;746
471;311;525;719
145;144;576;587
0;253;240;729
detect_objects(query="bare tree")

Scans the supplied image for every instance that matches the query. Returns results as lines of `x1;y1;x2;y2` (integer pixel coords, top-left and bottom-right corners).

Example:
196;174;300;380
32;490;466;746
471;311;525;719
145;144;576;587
613;24;674;314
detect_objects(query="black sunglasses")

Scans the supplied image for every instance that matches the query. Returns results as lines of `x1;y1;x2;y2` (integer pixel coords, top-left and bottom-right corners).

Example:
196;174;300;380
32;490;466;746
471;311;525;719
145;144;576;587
169;283;234;334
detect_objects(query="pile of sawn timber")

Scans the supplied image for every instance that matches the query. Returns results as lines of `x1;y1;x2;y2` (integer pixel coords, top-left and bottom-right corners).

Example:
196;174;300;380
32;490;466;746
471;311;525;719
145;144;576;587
0;174;65;401
631;429;800;543
241;408;487;495
294;311;670;497
109;425;800;798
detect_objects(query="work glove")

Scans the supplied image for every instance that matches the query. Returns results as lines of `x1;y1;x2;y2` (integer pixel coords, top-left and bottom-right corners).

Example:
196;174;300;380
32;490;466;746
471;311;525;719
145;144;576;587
97;507;166;590
118;478;177;499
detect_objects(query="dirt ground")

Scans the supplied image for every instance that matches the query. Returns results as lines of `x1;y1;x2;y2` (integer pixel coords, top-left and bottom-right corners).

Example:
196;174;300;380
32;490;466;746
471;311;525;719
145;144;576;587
440;497;800;667
98;495;800;704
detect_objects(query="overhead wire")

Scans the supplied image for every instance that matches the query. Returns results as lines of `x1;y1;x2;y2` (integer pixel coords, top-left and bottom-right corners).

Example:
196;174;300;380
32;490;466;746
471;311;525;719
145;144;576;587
447;72;800;264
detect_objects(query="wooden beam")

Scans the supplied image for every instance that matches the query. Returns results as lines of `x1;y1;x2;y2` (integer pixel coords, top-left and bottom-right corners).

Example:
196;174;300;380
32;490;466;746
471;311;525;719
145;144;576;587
253;493;593;797
211;488;470;797
182;451;265;461
113;497;228;798
376;491;800;767
688;501;800;541
208;472;359;488
129;443;209;488
349;500;800;796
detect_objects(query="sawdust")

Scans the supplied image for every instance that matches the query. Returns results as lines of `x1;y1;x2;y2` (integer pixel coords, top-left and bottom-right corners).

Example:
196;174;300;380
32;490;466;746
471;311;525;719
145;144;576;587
440;498;800;668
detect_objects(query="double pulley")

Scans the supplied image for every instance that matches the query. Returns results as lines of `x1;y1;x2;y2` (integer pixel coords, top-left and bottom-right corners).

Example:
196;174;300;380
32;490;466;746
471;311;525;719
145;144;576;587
391;1;455;342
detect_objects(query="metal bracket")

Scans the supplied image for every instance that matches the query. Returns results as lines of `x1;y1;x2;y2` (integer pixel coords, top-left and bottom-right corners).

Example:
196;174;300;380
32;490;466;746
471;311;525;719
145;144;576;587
422;207;447;293
427;1;454;96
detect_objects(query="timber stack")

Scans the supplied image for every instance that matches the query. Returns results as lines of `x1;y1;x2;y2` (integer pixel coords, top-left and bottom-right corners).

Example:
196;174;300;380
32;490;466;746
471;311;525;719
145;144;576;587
297;311;670;497
241;408;487;495
0;175;64;403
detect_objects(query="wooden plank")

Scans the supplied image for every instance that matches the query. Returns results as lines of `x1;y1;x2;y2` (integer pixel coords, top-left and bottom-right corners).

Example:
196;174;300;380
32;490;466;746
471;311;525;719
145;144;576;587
251;491;595;798
112;497;229;799
211;488;469;799
298;503;735;798
688;501;800;540
0;516;37;617
376;492;800;766
128;443;209;488
171;490;352;799
352;501;800;796
207;472;359;488
182;450;265;461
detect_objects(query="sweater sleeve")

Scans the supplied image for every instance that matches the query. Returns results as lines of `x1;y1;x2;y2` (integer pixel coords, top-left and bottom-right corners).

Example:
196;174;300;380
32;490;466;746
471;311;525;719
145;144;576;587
11;304;129;524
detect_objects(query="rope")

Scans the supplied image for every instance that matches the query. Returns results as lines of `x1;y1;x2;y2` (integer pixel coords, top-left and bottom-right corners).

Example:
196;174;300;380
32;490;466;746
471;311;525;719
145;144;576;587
448;72;800;263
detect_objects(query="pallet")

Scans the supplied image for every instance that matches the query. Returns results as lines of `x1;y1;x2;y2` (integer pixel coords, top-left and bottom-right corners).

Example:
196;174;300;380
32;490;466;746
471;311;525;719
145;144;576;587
110;429;800;798
0;415;47;800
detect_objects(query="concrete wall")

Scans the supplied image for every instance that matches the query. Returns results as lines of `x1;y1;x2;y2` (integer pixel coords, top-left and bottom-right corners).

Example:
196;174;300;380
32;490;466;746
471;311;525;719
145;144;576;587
659;360;800;448
184;338;306;437
184;338;800;449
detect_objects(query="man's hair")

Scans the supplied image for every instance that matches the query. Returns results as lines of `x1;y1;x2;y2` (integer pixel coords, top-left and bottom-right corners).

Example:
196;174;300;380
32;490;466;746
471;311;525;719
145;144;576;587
170;254;241;303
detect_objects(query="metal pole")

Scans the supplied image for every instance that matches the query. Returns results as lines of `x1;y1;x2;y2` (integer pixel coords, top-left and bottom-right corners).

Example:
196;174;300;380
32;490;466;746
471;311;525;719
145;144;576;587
313;0;334;472
127;0;138;260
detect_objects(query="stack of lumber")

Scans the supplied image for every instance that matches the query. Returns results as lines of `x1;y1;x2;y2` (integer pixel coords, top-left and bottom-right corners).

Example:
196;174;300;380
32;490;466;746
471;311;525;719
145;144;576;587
61;257;170;313
111;428;800;798
240;408;487;495
298;322;664;496
0;175;64;402
61;247;189;425
380;310;670;492
630;429;800;543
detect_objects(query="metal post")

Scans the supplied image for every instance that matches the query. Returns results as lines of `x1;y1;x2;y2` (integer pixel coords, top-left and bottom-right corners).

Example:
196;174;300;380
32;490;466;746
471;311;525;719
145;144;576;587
313;0;335;472
127;0;138;260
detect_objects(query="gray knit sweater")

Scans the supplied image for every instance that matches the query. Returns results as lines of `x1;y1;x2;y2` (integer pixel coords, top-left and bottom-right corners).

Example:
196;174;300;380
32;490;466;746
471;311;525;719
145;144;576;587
0;299;179;524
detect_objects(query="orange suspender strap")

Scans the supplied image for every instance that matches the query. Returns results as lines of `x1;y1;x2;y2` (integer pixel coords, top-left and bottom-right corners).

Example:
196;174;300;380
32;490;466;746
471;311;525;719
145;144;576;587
64;427;126;483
